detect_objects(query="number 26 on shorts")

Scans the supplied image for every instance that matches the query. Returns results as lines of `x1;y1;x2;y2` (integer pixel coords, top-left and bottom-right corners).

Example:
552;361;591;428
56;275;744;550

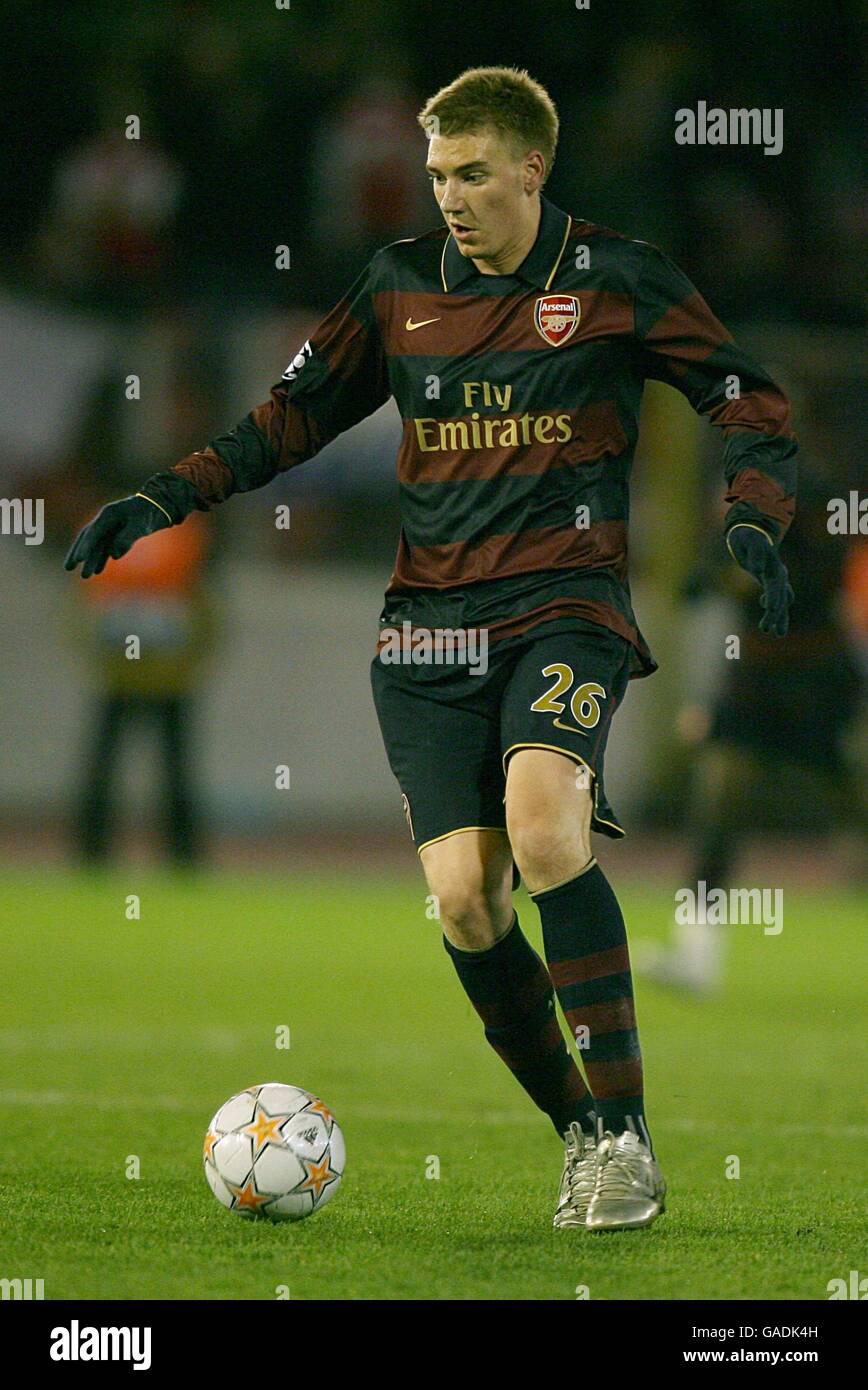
529;663;606;731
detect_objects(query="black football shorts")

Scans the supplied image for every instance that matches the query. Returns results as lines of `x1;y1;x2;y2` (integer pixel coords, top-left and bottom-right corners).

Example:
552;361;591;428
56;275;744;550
370;622;633;856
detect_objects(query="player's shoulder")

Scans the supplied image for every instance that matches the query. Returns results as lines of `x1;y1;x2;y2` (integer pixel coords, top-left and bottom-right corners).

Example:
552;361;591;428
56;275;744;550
367;225;449;287
563;215;672;290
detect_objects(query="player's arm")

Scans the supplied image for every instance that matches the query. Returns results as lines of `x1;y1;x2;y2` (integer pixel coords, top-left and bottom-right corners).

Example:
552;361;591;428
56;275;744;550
632;244;797;635
65;262;390;576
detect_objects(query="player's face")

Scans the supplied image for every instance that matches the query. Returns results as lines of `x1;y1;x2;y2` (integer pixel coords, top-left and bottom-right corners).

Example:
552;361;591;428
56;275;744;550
426;128;544;271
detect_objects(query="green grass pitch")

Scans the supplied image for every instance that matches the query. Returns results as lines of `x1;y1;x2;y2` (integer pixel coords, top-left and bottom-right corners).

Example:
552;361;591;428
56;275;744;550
0;864;865;1300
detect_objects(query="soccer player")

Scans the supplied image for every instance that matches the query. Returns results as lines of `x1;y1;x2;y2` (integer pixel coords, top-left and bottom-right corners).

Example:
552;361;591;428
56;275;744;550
639;465;864;994
65;67;797;1230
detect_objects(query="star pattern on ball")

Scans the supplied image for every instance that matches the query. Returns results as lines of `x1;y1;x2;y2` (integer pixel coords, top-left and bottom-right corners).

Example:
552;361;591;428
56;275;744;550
242;1101;292;1154
203;1129;219;1161
305;1097;335;1127
226;1175;271;1214
297;1152;340;1203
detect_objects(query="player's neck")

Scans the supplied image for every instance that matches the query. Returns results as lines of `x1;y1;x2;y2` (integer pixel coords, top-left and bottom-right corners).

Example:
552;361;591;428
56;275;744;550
472;198;542;276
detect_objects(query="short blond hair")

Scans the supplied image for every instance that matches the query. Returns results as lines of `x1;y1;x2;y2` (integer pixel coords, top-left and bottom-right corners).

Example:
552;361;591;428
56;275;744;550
418;66;559;183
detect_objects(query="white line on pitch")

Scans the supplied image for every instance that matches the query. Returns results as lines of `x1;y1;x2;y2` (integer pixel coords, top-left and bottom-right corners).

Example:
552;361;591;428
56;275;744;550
0;1090;865;1138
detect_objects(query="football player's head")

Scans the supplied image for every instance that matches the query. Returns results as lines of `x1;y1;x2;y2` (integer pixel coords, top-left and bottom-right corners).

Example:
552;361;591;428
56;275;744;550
419;67;559;272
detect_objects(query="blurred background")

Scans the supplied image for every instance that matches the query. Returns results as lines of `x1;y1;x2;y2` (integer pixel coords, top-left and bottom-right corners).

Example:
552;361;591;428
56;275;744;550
0;0;865;878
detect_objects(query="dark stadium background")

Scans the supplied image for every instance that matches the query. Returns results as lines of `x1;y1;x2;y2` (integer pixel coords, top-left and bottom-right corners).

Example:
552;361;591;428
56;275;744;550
0;0;866;1309
0;0;864;864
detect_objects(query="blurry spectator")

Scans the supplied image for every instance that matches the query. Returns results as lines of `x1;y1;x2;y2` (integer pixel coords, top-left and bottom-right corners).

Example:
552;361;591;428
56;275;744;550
34;75;181;312
637;462;867;992
67;512;218;864
309;59;431;284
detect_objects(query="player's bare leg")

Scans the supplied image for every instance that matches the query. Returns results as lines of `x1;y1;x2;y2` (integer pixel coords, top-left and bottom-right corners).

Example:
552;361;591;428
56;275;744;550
420;827;598;1212
506;748;665;1230
504;747;594;893
419;828;514;951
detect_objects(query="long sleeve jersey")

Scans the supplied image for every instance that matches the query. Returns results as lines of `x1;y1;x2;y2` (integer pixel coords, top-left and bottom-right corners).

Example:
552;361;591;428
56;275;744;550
168;194;797;678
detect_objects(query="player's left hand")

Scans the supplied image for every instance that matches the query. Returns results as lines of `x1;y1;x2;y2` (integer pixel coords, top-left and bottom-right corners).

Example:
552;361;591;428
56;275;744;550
725;524;794;636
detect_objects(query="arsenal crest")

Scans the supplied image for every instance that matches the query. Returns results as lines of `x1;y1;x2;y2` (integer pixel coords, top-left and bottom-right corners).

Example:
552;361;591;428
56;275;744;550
534;294;581;346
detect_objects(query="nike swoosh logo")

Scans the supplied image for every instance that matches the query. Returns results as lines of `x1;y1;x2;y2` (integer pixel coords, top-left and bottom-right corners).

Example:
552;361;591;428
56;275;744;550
552;717;590;737
405;317;441;331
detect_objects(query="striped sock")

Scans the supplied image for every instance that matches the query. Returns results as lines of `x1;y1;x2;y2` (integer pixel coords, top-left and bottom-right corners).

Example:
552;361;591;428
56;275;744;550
531;860;653;1153
443;915;596;1138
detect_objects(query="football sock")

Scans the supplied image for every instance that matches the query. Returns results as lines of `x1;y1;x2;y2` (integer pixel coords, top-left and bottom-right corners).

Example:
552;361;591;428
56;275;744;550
531;860;653;1154
443;914;596;1138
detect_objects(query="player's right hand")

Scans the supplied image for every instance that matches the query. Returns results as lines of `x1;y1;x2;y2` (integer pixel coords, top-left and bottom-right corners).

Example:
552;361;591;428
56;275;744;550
64;493;172;578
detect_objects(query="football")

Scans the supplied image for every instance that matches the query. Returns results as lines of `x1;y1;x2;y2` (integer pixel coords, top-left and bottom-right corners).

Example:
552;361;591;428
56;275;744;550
203;1082;345;1222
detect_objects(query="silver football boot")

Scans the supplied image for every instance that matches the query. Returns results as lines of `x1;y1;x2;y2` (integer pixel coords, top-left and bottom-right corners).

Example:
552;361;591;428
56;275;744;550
553;1122;598;1228
586;1129;666;1231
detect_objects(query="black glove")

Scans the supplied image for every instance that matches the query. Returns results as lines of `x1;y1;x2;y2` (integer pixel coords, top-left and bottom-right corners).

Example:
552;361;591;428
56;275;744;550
64;472;205;578
725;523;794;636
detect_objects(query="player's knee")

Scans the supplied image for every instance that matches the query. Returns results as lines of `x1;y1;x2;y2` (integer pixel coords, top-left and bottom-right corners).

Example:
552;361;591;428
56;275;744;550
420;829;514;950
507;792;593;893
433;879;511;951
